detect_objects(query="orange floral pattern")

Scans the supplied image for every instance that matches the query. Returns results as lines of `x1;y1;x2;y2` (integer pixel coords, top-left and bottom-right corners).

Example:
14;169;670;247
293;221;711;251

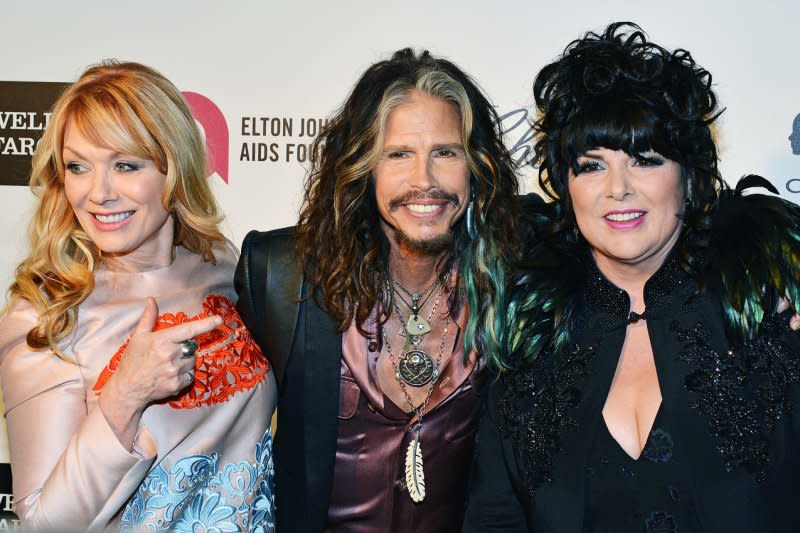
93;294;270;409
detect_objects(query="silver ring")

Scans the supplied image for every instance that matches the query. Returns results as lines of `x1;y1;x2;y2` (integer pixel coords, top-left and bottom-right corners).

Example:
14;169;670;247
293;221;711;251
184;369;195;383
180;338;198;358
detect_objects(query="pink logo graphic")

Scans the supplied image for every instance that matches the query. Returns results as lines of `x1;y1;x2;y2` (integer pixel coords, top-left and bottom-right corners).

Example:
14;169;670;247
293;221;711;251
182;91;229;184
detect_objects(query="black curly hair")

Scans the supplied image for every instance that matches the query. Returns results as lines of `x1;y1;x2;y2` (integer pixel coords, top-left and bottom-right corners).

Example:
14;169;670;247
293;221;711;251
532;21;725;258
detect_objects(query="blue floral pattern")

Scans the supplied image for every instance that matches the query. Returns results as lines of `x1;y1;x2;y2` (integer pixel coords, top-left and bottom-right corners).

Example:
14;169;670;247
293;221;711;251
645;510;678;532
120;428;275;532
642;428;674;463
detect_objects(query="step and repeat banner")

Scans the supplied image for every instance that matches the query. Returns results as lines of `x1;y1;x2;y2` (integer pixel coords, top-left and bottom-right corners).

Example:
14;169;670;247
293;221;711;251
1;0;798;527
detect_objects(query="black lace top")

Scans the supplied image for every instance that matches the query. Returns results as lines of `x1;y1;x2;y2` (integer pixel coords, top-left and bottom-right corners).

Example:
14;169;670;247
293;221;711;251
463;252;800;532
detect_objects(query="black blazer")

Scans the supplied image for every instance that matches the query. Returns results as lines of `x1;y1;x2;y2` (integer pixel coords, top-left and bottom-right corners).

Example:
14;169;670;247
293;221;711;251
233;193;547;531
235;227;342;533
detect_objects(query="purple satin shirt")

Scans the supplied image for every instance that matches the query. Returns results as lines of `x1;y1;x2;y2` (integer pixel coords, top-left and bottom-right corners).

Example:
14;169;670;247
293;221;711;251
326;307;484;532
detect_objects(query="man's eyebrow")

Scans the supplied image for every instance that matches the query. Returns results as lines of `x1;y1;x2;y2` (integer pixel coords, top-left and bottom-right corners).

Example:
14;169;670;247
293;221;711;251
382;144;412;152
431;143;464;151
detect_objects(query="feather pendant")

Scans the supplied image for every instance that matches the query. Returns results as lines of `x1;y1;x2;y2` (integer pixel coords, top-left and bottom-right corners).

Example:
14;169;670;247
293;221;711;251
404;435;426;502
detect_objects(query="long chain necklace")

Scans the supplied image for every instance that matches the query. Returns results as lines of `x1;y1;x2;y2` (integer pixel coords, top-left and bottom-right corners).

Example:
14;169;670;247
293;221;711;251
382;313;451;504
391;285;445;386
393;278;440;338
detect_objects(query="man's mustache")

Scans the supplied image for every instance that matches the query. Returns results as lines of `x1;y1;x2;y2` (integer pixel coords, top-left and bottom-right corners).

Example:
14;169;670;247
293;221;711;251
389;190;459;209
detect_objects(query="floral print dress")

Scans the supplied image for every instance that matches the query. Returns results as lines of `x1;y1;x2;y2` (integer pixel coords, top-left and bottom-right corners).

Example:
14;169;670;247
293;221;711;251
0;242;276;532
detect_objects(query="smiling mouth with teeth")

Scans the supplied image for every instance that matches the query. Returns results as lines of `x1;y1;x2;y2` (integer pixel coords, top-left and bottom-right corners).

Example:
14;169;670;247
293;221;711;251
406;204;443;214
94;211;135;223
605;211;645;222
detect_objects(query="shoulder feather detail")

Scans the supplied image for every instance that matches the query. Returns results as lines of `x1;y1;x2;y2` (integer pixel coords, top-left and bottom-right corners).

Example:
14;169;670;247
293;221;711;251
708;175;800;344
503;205;587;369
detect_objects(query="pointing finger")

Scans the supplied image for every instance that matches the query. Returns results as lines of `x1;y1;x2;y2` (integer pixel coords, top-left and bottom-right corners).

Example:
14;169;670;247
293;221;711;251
161;315;223;343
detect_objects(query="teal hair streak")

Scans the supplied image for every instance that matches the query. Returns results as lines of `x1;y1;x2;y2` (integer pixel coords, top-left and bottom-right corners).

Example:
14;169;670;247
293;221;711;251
460;211;509;368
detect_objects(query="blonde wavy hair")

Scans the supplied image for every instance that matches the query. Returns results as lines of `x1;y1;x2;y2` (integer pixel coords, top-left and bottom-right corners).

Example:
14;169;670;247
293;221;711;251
6;60;225;356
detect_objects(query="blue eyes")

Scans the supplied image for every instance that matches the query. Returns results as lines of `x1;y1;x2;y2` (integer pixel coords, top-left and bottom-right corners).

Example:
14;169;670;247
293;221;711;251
115;161;141;172
65;162;85;174
64;161;142;174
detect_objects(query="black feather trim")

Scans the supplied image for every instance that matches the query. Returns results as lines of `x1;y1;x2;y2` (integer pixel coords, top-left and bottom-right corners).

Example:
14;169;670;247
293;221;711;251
707;175;800;345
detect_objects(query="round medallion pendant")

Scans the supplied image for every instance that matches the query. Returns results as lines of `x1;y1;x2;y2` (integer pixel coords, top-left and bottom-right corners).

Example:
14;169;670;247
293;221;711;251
397;349;439;387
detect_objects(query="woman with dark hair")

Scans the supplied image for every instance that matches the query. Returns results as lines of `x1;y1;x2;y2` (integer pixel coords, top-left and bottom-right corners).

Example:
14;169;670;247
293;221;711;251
464;22;800;532
0;61;276;531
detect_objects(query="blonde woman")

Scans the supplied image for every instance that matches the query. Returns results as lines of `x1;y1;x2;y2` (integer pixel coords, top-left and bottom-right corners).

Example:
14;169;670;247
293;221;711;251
0;61;276;532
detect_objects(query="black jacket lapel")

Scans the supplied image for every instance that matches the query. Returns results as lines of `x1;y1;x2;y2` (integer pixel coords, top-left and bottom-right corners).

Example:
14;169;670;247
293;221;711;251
302;298;342;531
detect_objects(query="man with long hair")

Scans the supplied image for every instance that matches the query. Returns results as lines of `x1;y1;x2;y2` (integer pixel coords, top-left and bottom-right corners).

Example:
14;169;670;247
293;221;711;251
235;48;519;531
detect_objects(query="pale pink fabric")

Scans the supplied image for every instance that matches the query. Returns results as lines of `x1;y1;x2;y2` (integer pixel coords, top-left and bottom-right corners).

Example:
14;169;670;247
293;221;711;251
0;243;276;532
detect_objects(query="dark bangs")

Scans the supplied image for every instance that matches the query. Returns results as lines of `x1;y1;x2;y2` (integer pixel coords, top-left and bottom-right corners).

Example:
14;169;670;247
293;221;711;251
561;95;682;173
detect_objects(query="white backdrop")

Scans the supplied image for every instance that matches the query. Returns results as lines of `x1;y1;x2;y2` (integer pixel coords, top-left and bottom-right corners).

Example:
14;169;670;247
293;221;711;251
0;0;798;498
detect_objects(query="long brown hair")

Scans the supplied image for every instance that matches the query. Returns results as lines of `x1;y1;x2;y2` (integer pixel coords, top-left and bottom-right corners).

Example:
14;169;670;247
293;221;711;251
296;48;520;352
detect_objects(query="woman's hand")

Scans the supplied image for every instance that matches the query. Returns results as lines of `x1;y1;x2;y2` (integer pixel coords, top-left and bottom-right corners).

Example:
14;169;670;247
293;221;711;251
777;297;800;330
98;297;222;449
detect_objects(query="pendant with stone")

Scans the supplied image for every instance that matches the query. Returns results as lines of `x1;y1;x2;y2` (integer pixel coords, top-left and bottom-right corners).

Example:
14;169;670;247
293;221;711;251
397;349;438;387
404;314;431;337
